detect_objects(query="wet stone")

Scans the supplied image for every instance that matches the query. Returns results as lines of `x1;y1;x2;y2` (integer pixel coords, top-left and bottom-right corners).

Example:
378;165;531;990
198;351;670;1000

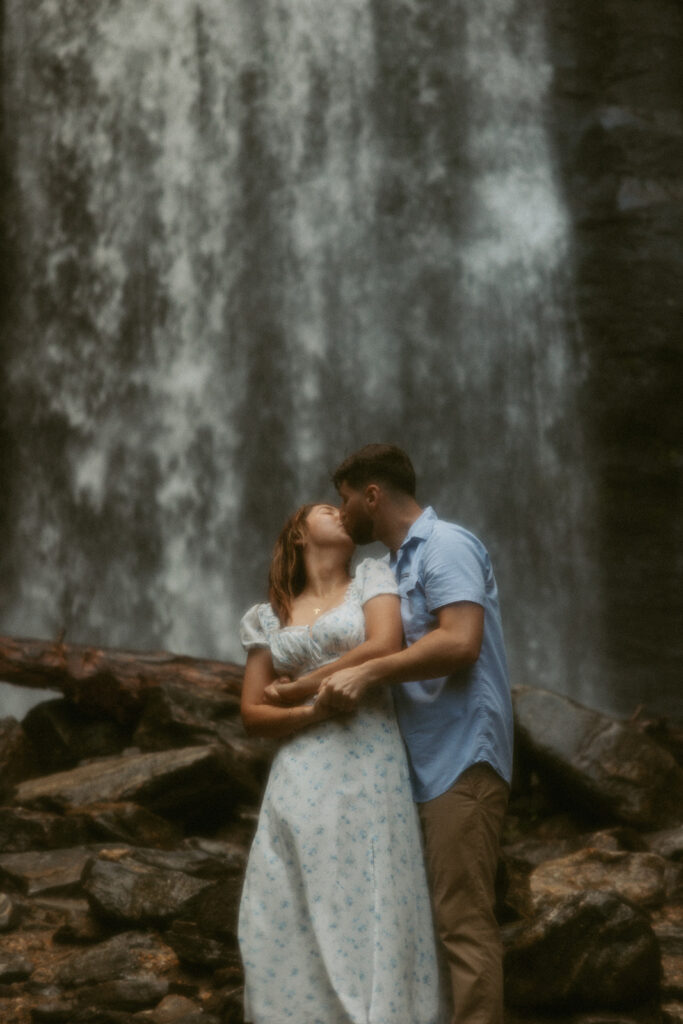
77;803;182;849
76;976;169;1012
646;825;683;861
83;855;213;926
132;993;208;1022
0;892;18;931
504;891;660;1009
57;931;177;988
0;848;94;897
164;919;235;969
512;686;683;829
15;745;260;826
528;848;670;910
31;998;77;1022
0;807;92;853
0;954;34;983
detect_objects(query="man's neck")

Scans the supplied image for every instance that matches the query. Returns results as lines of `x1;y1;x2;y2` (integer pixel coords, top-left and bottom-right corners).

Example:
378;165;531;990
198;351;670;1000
375;499;424;555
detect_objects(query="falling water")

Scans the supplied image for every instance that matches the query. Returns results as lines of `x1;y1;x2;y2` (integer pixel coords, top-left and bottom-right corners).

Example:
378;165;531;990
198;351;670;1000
1;1;604;714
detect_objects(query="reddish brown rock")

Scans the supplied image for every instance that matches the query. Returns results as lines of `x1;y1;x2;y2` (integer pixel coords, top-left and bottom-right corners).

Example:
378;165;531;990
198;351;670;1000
528;848;670;910
504;892;660;1009
14;745;259;825
513;686;683;829
57;931;177;987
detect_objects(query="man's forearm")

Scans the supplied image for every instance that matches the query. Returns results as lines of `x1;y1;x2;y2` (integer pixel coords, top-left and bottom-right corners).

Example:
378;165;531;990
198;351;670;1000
362;626;478;687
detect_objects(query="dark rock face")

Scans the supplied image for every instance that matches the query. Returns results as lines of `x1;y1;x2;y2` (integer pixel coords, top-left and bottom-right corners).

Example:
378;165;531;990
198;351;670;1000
82;855;213;927
0;848;95;898
14;744;260;824
56;931;177;988
513;686;683;827
504;892;660;1009
0;717;37;797
22;700;131;774
545;0;683;716
132;682;241;751
0;807;92;853
1;658;682;1021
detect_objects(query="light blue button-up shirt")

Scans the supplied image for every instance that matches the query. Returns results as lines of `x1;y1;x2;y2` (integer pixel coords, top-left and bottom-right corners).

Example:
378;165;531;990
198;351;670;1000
389;507;514;802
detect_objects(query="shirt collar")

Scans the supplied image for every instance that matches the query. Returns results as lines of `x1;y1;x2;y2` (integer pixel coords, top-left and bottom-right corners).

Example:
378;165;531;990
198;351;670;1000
390;506;437;565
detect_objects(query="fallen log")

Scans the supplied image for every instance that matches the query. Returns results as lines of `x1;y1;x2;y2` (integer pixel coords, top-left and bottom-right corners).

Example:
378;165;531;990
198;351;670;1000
0;635;244;722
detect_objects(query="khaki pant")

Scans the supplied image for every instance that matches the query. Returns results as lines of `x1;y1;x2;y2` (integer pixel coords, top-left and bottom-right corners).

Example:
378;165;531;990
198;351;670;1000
418;762;509;1024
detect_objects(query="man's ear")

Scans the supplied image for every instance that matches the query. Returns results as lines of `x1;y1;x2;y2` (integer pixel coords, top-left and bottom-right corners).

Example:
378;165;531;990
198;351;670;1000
364;483;380;508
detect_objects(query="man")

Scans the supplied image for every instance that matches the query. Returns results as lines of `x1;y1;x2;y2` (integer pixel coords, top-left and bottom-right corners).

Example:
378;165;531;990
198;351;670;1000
321;442;513;1024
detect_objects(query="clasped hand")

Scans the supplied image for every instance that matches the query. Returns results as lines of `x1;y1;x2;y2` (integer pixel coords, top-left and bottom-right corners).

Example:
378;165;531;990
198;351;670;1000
264;667;372;713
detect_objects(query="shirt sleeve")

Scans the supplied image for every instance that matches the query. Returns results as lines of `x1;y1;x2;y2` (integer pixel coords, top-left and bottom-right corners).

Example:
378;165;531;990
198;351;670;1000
239;604;271;651
355;557;399;605
422;526;488;613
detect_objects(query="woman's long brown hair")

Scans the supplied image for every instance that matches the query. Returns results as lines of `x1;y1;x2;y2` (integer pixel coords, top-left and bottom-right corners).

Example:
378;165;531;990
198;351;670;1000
268;504;316;626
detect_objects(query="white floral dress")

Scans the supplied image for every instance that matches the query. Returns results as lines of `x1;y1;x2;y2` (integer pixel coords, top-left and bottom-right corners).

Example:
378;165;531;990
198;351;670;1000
239;558;444;1024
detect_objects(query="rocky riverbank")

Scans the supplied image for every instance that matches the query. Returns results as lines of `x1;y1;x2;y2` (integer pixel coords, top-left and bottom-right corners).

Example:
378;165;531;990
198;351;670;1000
0;668;681;1023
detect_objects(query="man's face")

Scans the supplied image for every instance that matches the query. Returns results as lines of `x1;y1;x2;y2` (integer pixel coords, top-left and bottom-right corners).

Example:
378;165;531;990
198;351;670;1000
337;481;375;545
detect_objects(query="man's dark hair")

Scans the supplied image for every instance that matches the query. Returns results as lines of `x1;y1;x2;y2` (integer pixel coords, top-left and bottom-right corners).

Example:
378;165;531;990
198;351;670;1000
332;443;417;497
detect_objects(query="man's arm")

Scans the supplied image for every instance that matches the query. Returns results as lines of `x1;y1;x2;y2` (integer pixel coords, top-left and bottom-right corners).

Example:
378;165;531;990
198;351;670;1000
316;601;484;711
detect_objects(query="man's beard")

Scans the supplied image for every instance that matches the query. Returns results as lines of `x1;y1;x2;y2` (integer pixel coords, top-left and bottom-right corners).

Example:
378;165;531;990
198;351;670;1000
343;516;374;546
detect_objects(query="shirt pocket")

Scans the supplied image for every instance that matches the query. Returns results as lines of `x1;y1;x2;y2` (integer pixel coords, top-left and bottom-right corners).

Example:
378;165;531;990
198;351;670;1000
398;569;434;643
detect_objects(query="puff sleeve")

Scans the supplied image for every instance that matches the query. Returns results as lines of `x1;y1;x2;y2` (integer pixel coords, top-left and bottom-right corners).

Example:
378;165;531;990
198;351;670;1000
354;558;399;605
239;604;271;652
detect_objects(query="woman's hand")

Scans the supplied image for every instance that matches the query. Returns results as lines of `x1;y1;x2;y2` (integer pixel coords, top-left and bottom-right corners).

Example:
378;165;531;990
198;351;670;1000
263;675;318;705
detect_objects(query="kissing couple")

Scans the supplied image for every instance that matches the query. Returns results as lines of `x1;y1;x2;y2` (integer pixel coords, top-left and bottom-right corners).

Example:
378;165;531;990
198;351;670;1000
238;443;514;1024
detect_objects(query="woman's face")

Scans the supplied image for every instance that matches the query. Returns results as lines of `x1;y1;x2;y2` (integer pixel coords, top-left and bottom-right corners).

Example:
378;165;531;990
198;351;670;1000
304;504;355;554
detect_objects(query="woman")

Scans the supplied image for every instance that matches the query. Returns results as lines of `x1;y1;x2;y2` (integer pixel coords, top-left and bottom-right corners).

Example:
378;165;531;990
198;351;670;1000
239;503;444;1024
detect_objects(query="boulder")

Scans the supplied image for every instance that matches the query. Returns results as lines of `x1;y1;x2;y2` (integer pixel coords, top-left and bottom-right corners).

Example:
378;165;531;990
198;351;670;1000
662;1004;683;1024
31;998;78;1022
82;855;213;926
0;848;95;897
512;686;683;828
646;826;683;862
662;954;683;1001
0;954;34;983
0;716;38;796
0;892;19;931
133;993;210;1023
132;683;273;786
0;807;92;852
183;876;243;940
126;846;242;880
180;837;248;875
74;803;181;849
132;682;240;750
503;891;660;1009
52;900;106;945
57;932;177;987
528;848;671;910
164;920;234;969
22;700;130;774
14;745;260;825
75;977;169;1012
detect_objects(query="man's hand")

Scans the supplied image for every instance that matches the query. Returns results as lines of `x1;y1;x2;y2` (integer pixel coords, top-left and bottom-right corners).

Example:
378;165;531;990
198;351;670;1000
317;664;373;712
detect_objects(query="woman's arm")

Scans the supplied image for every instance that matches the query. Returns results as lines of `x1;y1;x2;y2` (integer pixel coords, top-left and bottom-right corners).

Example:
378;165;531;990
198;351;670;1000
263;593;403;705
241;647;338;738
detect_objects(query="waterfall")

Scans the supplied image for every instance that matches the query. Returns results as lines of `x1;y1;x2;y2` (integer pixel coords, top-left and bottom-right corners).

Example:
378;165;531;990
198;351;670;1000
1;1;603;714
